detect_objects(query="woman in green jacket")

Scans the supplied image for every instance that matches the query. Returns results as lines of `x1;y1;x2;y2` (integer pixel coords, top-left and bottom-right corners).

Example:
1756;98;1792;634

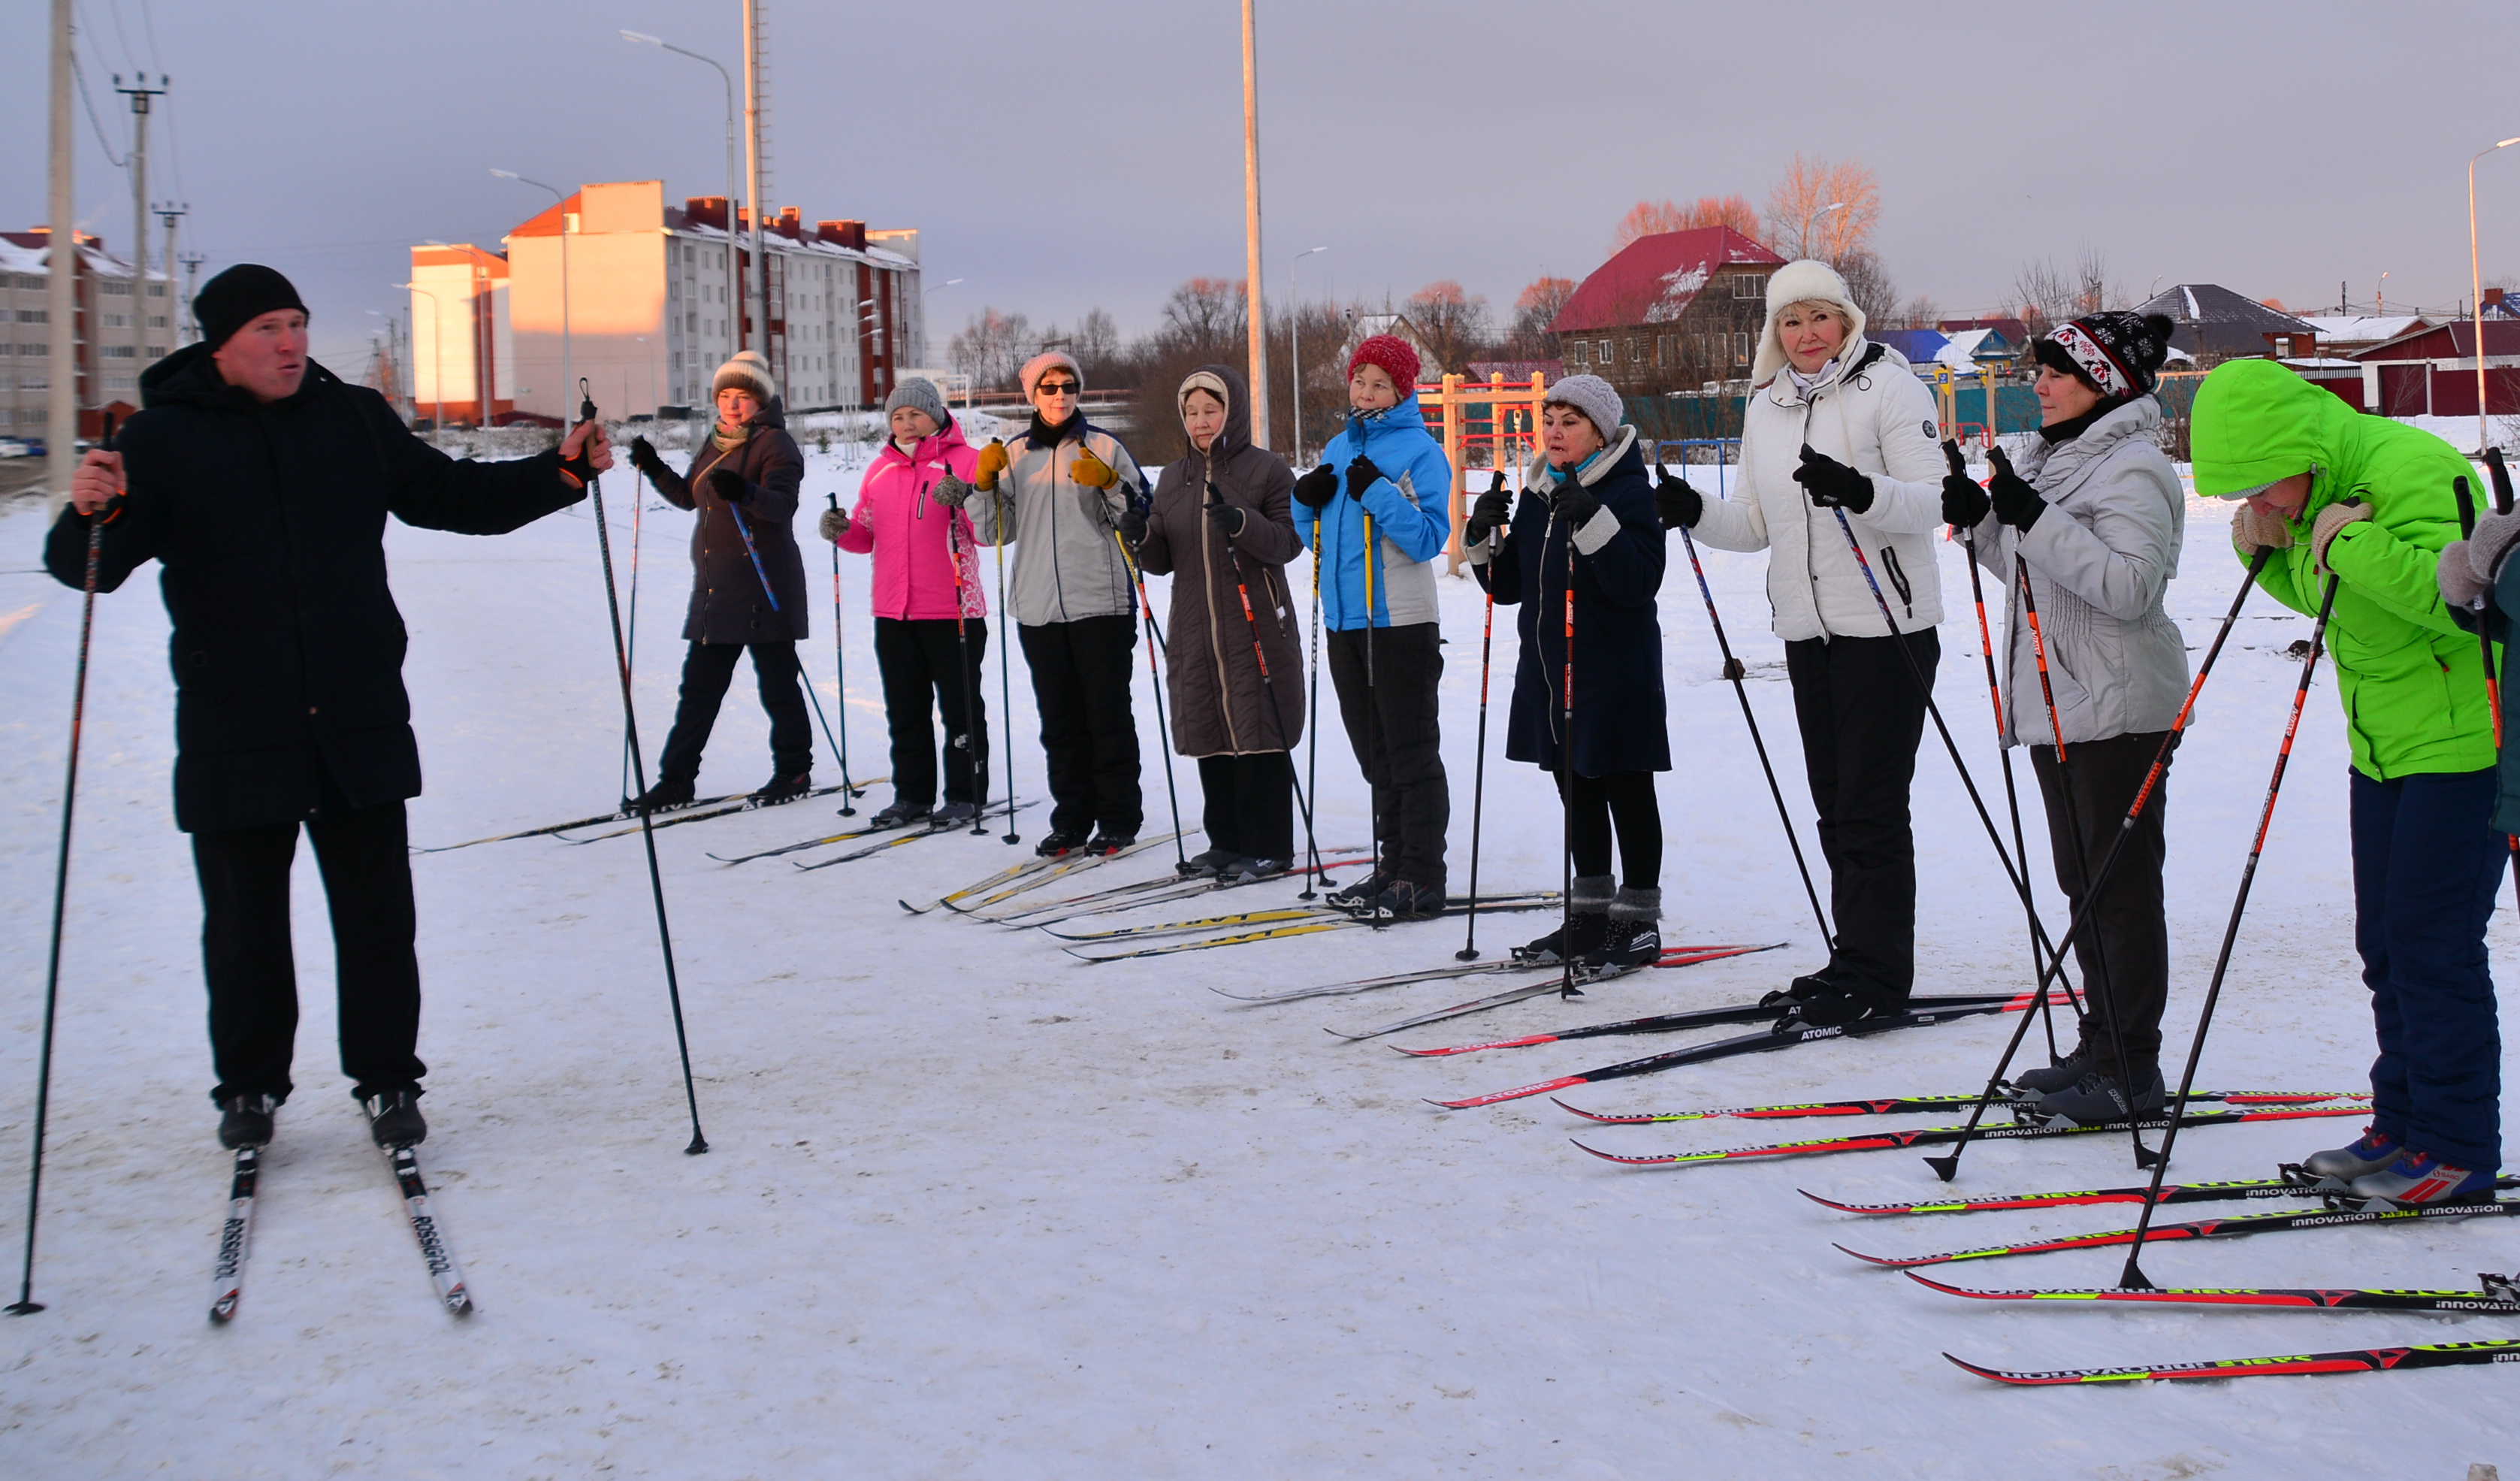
2193;360;2501;1208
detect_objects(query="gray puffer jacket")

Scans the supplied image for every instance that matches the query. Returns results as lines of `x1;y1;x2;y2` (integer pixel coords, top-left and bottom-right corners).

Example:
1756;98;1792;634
1967;397;2188;748
970;416;1147;627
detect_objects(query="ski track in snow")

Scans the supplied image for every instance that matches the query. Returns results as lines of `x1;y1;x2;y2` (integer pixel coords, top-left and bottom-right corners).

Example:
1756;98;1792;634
0;457;2512;1479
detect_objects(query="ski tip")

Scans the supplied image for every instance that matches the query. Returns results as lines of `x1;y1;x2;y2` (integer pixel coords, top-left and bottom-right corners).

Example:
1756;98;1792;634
1798;1188;1860;1212
898;899;926;914
1834;1242;1902;1266
1941;1353;2024;1383
1902;1272;1983;1298
443;1286;475;1316
1569;1138;1628;1162
1548;1098;1620;1122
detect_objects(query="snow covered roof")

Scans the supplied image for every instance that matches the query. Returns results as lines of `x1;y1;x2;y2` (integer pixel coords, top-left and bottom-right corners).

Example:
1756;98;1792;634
0;230;165;280
2296;314;2426;345
1550;227;1784;334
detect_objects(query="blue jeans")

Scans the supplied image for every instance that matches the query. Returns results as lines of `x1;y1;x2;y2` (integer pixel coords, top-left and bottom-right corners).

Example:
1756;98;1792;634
2348;766;2504;1171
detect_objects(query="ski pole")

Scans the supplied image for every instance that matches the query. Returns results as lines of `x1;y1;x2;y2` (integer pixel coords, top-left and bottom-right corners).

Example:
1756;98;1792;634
1362;506;1383;912
2117;574;2340;1290
823;493;857;815
2452;473;2518;909
1556;494;1579;998
2016;555;2153;1171
1116;527;1189;869
946;510;987;835
1926;547;2273;1180
1458;473;1504;961
1950;441;2080;1065
990;490;1020;846
1306;507;1330;893
1207;483;1322;887
724;496;847;781
1664;466;1830;946
622;471;643;808
9;411;116;1316
579;382;709;1156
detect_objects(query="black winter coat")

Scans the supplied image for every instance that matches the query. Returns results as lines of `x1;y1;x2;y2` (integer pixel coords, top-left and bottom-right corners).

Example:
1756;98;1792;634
41;345;582;833
1474;428;1669;775
1134;364;1305;757
644;405;808;643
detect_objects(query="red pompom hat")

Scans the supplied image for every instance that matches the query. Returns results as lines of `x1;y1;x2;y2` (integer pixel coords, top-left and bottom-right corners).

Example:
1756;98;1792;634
1346;334;1421;391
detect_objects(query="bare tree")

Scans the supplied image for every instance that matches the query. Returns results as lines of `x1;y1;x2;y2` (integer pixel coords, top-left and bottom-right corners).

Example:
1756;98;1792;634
1835;249;1900;330
1157;277;1246;358
1896;294;1943;331
2011;249;2111;338
1766;155;1879;262
947;306;1035;391
1611;195;1765;255
1503;276;1576;360
1406;280;1491;375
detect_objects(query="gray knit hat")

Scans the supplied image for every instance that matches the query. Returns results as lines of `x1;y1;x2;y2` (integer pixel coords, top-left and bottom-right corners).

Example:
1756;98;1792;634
885;376;948;428
1545;373;1624;440
712;349;778;403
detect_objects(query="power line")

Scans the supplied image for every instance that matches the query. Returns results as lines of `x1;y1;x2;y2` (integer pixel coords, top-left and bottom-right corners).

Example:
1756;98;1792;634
137;0;164;71
70;51;127;168
101;0;145;77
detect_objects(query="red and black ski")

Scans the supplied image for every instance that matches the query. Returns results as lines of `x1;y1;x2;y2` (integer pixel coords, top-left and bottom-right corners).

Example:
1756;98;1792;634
1558;1089;2364;1125
1802;1167;2508;1217
1908;1269;2520;1314
1837;1194;2520;1270
1947;1337;2520;1386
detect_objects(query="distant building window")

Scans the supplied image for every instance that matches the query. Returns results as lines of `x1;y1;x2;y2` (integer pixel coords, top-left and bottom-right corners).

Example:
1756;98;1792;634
15;310;44;323
2274;336;2294;358
1598;340;1614;364
102;344;136;358
1733;274;1764;299
1656;335;1675;367
147;283;166;297
102;280;131;297
21;374;47;391
148;315;166;328
1733;333;1750;367
102;313;129;328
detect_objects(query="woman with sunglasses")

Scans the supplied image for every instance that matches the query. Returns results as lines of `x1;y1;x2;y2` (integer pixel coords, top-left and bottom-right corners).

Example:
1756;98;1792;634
942;352;1149;857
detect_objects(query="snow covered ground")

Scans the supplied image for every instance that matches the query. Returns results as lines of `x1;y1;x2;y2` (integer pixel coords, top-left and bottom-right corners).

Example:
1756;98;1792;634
0;447;2513;1479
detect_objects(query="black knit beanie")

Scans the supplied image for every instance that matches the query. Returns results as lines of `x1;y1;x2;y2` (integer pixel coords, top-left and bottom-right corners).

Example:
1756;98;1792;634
2035;312;2174;398
195;264;308;350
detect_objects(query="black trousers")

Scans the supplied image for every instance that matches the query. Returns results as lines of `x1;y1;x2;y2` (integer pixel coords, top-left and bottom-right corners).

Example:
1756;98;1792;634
875;615;989;807
1785;628;1938;1000
1326;622;1449;889
1555;769;1662;890
192;797;424;1105
1020;614;1143;838
657;640;813;785
2030;731;2172;1078
1198;752;1295;860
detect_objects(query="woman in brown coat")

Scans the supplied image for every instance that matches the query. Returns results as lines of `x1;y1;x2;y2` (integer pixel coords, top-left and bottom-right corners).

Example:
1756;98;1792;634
1125;364;1305;878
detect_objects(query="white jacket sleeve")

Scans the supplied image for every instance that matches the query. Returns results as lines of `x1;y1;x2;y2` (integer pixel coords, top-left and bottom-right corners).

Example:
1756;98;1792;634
1686;462;1771;552
1854;374;1951;536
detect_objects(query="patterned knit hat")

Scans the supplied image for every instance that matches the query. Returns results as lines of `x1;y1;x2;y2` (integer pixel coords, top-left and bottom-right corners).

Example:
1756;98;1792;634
1347;334;1421;391
2037;313;2175;399
713;349;778;403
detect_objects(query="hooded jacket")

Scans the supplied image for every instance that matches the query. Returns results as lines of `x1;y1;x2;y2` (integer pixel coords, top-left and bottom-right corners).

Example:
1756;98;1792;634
2192;358;2493;780
1469;426;1669;775
1300;393;1453;630
838;417;985;621
1134;365;1305;757
1688;337;1949;640
969;415;1146;627
1966;396;2189;748
645;404;809;643
39;344;581;833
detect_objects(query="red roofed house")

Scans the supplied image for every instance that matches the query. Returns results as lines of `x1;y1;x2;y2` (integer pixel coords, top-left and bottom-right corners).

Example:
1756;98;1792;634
2348;319;2520;419
1548;227;1785;394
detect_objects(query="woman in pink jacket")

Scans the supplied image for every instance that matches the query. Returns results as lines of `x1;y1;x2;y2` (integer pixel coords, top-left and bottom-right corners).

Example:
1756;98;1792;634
820;378;988;829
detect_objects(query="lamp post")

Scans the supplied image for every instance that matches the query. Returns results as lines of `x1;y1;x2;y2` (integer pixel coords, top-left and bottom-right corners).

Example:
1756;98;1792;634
2470;136;2520;458
1240;0;1270;447
622;30;742;379
2377;271;2389;317
1288;245;1327;463
492;171;570;422
396;280;446;444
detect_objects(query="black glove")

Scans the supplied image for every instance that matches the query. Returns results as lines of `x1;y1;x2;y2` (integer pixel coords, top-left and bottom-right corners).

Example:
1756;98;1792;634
1987;446;2044;531
1117;505;1149;546
1204;487;1246;540
1345;455;1385;500
1293;464;1339;509
1464;474;1512;546
1554;481;1602;530
628;435;666;479
1654;469;1703;531
1939;440;1990;529
706;468;747;505
1793;445;1873;513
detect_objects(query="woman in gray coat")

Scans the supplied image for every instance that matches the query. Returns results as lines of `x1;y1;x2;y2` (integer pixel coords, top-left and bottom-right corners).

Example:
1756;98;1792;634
1126;364;1304;879
1947;311;2182;1126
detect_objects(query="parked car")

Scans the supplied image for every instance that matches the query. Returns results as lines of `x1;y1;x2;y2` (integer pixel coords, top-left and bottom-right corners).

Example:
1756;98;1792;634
0;438;32;458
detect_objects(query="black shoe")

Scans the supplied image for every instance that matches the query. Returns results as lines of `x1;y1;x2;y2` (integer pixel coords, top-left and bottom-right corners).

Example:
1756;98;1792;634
1083;830;1136;856
1513;912;1608;963
1035;827;1090;858
217;1093;276;1150
2026;1066;2166;1128
1789;983;1909;1028
870;799;932;830
1178;846;1237;878
2011;1047;2093;1098
1327;868;1393;913
1369;880;1447;922
1587;917;1660;969
1220;856;1291;884
750;771;813;805
360;1087;427;1148
931;801;980;827
1760;966;1843;1010
632;777;696;814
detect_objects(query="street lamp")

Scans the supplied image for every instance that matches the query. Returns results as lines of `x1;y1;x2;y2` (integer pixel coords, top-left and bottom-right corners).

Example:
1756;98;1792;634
2470;135;2520;458
2378;271;2389;316
491;170;572;422
1288;246;1327;463
396;280;446;443
923;278;964;298
1817;200;1848;261
622;29;742;376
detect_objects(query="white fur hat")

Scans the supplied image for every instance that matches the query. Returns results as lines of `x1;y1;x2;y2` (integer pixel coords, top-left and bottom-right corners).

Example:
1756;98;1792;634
1751;259;1867;386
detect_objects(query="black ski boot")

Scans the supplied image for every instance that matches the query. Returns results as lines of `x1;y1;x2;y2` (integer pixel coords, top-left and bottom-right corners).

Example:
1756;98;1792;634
1760;965;1842;1009
1083;830;1137;857
1326;867;1392;914
2026;1066;2166;1128
1587;888;1662;969
750;770;813;805
1035;827;1089;858
632;776;696;814
1514;874;1613;961
217;1093;277;1150
361;1087;427;1148
1367;879;1447;922
2011;1047;2093;1098
930;801;979;827
1178;847;1237;878
1220;856;1290;884
1789;981;1908;1028
869;799;932;830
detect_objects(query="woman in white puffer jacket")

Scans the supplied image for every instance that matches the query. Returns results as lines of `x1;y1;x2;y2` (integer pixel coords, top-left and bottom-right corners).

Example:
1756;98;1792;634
1663;259;1950;1025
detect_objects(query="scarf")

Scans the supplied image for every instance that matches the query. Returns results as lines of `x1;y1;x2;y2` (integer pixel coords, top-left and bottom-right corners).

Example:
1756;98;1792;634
711;420;753;455
1787;358;1842;397
2038;397;2127;445
1029;410;1078;449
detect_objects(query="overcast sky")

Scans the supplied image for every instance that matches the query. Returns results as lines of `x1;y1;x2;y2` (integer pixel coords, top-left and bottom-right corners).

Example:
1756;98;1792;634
9;0;2518;374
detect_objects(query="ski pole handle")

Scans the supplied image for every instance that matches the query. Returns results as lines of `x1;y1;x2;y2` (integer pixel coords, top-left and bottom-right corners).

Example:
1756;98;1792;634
2457;476;2478;540
2488;448;2515;517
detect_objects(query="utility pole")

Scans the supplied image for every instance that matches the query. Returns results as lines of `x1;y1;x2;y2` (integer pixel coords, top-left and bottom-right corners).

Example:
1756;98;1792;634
179;251;205;343
1240;0;1271;448
116;74;168;407
742;0;769;360
155;201;186;345
44;0;75;508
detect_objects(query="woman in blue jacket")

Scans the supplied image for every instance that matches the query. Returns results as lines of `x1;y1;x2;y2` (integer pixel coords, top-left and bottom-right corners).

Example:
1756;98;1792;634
1467;375;1669;967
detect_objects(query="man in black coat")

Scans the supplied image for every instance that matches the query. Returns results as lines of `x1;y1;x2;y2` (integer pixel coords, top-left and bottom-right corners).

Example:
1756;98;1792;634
46;264;610;1151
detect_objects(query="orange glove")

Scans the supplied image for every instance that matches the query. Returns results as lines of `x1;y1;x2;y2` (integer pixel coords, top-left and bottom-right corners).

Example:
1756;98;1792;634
1069;447;1117;489
973;439;1011;491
